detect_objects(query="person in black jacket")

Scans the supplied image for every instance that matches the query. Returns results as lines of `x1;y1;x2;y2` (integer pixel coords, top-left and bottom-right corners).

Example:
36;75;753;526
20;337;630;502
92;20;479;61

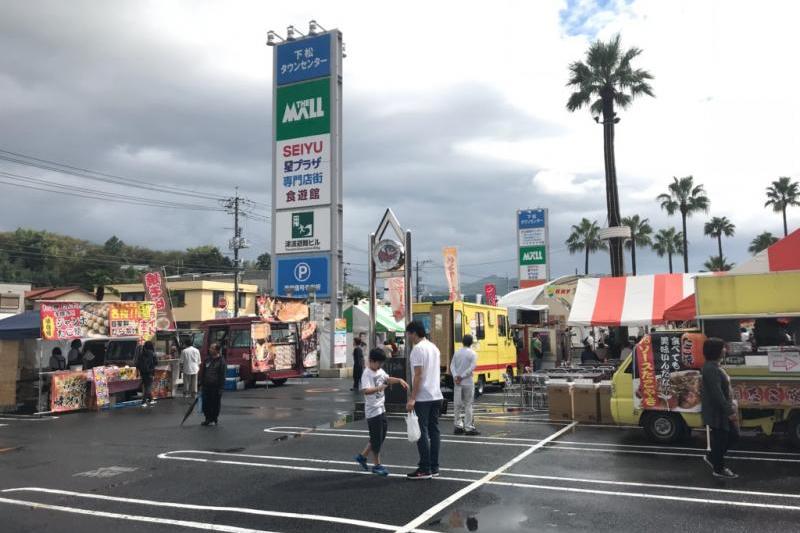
351;337;365;392
701;337;739;479
135;341;159;407
200;343;226;426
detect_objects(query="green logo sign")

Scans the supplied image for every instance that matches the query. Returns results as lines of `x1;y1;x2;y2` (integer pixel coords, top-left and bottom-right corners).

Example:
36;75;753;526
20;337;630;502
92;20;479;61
291;211;314;239
519;246;546;266
276;78;330;141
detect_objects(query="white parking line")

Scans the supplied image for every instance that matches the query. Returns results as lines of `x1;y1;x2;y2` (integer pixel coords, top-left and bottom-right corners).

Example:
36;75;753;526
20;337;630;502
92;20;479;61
547;445;800;463
0;496;281;533
162;450;800;502
1;488;438;533
396;422;579;533
264;427;532;447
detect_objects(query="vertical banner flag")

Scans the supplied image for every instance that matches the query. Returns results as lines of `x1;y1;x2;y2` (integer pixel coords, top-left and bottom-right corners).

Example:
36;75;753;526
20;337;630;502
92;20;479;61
334;318;347;365
517;209;549;288
484;284;497;306
442;247;461;301
142;269;176;331
388;277;405;321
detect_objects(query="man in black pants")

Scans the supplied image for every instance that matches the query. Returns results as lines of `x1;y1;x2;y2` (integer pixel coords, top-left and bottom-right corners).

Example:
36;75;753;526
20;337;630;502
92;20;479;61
701;337;739;479
351;336;365;391
200;343;226;426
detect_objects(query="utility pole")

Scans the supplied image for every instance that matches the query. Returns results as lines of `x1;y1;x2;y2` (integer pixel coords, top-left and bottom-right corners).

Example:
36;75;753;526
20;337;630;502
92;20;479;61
223;188;251;318
415;259;432;302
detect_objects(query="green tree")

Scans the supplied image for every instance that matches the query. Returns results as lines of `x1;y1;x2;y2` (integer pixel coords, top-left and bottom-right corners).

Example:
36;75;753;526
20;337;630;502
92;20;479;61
703;255;734;272
566;218;607;275
651;228;683;274
621;214;652;276
703;216;735;263
345;283;367;303
567;34;654;277
765;176;800;236
184;246;233;271
656;176;710;273
255;252;272;271
748;232;779;255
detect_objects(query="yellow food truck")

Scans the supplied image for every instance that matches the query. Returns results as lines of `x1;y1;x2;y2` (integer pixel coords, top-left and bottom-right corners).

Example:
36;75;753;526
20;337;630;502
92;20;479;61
611;271;800;447
413;301;517;397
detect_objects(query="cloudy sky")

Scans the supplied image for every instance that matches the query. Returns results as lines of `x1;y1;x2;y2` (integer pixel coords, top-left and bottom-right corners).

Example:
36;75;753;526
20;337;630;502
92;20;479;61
1;0;799;291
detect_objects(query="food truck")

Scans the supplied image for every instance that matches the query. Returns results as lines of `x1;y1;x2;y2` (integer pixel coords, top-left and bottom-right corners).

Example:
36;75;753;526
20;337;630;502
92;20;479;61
611;271;800;447
200;297;318;387
413;300;516;396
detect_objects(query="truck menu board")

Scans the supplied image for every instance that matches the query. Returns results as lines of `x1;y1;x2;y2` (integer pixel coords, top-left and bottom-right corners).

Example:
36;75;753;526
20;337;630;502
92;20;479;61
634;332;706;412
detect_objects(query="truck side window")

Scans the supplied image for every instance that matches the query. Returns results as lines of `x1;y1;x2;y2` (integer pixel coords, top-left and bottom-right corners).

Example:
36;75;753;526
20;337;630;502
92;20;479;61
231;329;252;348
475;313;485;340
454;311;463;342
498;315;507;337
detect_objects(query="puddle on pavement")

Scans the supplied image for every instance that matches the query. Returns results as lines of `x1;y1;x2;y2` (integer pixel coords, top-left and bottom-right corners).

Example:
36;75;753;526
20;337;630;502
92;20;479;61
211;447;246;453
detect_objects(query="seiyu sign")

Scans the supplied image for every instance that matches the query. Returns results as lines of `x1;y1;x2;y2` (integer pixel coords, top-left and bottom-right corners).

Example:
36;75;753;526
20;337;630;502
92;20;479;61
276;133;331;209
517;208;549;283
275;207;331;254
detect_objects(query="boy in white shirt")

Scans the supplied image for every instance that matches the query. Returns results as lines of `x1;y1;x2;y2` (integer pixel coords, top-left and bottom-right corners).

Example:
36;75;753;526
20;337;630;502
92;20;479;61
354;348;408;476
450;334;479;436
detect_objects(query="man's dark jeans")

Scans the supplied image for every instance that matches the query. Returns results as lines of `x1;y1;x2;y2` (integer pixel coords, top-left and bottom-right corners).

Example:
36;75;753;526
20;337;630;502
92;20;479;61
414;400;442;473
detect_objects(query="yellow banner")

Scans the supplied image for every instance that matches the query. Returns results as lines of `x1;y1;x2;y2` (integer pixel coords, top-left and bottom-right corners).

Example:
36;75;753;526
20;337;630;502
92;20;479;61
696;271;800;318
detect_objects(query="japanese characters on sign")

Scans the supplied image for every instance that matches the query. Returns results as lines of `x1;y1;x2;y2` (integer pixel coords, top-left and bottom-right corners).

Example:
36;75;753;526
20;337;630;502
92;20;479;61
142;269;176;330
517;209;549;285
276;255;330;298
634;332;706;412
109;302;156;341
387;277;405;321
484;284;497;306
276;133;331;209
275;207;331;254
442;247;460;302
276;33;332;85
40;302;82;340
334;318;347;365
733;381;800;408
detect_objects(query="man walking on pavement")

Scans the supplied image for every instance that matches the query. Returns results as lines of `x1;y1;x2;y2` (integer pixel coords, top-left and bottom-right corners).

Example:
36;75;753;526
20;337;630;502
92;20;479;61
451;334;479;436
405;320;443;480
351;336;365;391
200;343;225;426
135;340;158;407
180;339;201;399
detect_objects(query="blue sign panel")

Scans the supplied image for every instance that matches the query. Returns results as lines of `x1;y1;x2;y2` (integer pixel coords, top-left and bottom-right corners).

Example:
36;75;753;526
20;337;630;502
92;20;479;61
276;255;330;298
518;209;546;229
276;33;331;86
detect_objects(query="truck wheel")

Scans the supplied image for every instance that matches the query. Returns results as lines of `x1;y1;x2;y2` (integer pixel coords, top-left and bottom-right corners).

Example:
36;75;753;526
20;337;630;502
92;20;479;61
642;412;684;444
788;414;800;449
270;378;288;386
474;376;485;400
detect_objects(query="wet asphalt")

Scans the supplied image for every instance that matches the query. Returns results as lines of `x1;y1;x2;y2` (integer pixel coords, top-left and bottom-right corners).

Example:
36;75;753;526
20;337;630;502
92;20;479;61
1;379;800;533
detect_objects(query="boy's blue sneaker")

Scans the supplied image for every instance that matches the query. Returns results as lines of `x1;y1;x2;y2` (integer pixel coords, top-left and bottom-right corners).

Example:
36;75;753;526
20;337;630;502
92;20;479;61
372;464;389;477
354;454;369;471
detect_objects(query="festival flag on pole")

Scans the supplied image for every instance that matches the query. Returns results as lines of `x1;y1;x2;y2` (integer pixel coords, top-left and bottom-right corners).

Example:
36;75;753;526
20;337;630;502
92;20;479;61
442;247;461;301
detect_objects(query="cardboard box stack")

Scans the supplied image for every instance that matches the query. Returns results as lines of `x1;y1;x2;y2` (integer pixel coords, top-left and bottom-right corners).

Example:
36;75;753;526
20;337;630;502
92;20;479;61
597;381;613;424
572;383;600;423
547;382;574;421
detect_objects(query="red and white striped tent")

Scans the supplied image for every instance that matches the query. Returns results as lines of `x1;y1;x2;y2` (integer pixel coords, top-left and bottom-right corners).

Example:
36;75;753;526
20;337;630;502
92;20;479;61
731;228;800;274
568;273;697;327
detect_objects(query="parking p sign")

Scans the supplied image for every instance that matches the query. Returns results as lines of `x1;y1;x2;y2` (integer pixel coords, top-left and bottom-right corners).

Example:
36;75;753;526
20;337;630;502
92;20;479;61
276;255;330;298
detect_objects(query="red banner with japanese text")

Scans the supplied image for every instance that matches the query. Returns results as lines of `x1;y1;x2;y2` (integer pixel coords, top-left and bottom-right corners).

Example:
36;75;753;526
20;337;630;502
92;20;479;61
142;269;176;330
484;284;497;306
108;302;157;341
388;277;405;321
633;332;706;412
442;247;460;301
40;302;82;340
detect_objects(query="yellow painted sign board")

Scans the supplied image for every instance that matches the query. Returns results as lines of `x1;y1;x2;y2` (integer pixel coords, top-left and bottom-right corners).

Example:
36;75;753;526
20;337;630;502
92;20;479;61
696;271;800;318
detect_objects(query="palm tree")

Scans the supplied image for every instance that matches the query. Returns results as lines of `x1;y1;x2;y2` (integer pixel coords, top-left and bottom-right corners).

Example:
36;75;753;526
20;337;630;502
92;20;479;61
621;215;652;276
748;232;779;255
651;228;683;274
703;216;735;263
765;177;800;236
567;34;654;277
656;176;710;273
566;218;608;275
703;256;734;272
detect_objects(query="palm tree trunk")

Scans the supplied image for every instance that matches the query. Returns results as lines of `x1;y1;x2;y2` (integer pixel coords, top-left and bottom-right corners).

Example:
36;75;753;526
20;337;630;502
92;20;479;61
585;247;589;276
667;252;673;274
783;207;788;237
631;244;637;276
681;211;689;273
717;235;723;262
602;97;625;277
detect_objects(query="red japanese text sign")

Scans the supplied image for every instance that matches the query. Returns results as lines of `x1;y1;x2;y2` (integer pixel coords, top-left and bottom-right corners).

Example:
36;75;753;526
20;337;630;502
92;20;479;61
142;269;176;330
40;302;82;340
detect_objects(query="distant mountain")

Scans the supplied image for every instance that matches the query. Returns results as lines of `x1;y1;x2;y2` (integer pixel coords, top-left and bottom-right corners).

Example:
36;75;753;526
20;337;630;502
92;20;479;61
461;275;519;299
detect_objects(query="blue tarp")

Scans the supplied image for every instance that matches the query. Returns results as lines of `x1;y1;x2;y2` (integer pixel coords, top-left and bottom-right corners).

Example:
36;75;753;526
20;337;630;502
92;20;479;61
0;311;40;340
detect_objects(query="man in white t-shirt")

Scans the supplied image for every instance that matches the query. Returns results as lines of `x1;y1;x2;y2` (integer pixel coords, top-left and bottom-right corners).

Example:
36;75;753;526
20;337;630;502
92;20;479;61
405;320;444;480
180;340;201;398
450;334;479;436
